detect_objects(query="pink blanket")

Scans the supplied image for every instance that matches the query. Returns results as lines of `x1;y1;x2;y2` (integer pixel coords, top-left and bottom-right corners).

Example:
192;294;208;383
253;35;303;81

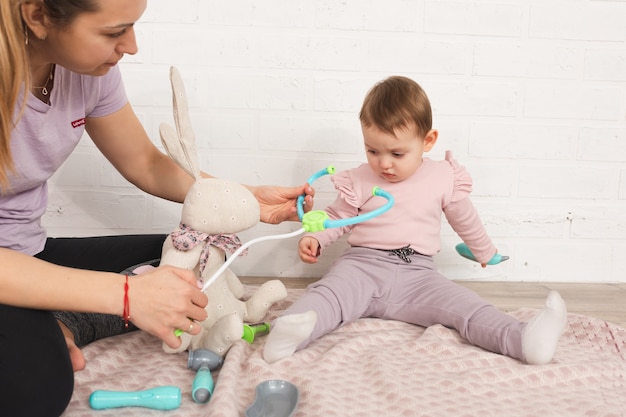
63;286;626;416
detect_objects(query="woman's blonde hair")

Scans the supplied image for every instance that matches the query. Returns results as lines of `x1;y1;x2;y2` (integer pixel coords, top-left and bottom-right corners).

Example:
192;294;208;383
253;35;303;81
0;0;98;190
0;0;29;189
359;75;432;138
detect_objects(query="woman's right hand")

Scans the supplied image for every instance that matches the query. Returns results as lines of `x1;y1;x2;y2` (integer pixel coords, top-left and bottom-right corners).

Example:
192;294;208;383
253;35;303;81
298;236;321;264
126;265;208;349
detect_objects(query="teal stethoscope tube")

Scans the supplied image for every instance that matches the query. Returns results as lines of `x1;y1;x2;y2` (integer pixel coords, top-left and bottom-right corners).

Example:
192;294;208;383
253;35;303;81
324;187;393;229
297;166;394;232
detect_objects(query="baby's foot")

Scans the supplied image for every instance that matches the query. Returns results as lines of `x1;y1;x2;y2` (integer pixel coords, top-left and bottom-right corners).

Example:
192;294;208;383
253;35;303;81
522;290;567;365
263;311;317;364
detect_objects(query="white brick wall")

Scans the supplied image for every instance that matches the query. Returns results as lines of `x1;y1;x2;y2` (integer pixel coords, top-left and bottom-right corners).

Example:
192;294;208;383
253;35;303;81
44;0;626;283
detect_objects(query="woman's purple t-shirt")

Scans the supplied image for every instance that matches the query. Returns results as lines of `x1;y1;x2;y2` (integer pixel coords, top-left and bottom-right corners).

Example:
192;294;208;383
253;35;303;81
0;65;128;254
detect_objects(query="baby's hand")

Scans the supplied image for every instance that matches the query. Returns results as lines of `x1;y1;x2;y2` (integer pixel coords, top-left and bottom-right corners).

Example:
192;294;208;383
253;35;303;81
298;236;320;263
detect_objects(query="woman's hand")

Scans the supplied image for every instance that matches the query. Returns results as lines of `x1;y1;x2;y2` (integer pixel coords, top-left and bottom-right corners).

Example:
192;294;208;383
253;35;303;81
298;236;321;263
127;265;208;349
250;183;315;224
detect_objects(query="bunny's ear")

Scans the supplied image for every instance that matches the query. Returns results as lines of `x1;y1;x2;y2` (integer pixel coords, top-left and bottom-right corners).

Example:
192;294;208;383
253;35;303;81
159;66;201;179
160;123;197;179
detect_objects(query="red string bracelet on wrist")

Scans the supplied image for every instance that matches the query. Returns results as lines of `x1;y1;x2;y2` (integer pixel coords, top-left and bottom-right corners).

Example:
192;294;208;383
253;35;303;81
123;274;130;328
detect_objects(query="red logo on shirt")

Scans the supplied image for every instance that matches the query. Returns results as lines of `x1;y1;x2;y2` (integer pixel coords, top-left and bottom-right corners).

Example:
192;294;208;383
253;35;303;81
71;118;86;128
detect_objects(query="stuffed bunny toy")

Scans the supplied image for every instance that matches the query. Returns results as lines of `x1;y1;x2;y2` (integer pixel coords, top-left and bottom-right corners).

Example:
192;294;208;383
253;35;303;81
159;66;288;356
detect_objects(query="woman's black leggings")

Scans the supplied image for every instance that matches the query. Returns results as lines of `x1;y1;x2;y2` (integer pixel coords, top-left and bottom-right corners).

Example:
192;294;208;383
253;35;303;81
0;234;166;417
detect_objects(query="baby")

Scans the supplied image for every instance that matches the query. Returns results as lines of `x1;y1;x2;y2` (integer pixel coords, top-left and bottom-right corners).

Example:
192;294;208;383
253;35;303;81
263;76;567;366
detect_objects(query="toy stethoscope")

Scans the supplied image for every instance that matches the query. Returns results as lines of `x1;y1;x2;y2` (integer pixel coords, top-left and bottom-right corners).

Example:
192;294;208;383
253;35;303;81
200;165;395;293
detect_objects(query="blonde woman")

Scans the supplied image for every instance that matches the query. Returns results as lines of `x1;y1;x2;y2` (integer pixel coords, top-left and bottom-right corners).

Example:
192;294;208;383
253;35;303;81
0;1;313;415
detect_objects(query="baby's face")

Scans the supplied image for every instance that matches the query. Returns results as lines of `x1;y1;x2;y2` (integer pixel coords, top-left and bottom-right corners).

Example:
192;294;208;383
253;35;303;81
361;123;432;183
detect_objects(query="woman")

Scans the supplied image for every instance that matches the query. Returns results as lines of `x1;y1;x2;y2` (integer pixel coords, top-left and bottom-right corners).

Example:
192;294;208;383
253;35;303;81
0;1;313;415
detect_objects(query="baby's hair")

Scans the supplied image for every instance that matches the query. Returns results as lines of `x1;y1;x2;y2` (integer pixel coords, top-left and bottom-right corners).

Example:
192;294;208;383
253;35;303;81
359;76;432;138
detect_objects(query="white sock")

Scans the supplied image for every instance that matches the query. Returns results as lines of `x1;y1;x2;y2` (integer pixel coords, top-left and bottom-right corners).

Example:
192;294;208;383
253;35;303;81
522;290;567;365
263;311;317;364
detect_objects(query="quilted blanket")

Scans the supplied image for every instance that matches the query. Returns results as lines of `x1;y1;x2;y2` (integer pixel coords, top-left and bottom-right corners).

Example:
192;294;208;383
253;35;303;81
63;286;626;417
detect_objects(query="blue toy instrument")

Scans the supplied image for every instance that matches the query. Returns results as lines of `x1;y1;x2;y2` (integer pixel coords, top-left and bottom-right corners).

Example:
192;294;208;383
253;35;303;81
455;243;509;265
89;386;181;410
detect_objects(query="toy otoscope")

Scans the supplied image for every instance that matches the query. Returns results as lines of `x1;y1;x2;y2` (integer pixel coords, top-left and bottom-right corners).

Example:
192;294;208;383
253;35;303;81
199;166;395;293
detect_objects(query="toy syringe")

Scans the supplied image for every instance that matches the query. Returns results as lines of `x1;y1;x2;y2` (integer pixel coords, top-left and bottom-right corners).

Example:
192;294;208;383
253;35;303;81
199;166;394;292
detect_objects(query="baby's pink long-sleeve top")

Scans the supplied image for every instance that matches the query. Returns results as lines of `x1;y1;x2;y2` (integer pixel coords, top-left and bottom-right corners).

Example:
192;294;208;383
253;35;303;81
309;152;497;264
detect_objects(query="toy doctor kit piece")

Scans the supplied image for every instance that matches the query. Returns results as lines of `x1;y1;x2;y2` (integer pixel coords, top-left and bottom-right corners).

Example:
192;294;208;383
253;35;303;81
187;349;224;403
455;243;509;265
242;322;271;344
245;379;299;417
89;386;181;410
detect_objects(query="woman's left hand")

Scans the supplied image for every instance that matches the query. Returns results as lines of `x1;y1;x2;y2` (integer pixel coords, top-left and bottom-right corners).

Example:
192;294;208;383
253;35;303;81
250;183;315;224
